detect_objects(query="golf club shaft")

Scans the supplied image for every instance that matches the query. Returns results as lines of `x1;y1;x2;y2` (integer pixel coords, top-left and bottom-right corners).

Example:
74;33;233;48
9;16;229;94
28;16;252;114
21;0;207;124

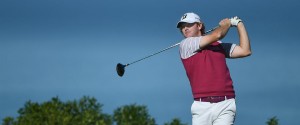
126;26;220;67
126;42;180;66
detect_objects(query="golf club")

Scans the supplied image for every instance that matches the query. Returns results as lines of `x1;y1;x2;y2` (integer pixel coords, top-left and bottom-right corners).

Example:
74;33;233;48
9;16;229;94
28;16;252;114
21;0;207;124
116;25;219;77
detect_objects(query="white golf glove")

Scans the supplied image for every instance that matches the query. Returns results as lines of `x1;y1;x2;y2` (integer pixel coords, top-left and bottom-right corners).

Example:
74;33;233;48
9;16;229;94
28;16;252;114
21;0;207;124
230;16;242;27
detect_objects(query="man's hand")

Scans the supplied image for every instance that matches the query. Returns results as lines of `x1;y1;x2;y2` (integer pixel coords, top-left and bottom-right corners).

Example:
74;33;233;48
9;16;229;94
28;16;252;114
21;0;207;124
219;18;231;28
230;16;242;27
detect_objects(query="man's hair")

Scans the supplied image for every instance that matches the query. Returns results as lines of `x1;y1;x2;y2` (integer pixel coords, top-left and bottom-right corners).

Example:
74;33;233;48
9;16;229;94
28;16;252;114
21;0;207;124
200;23;206;35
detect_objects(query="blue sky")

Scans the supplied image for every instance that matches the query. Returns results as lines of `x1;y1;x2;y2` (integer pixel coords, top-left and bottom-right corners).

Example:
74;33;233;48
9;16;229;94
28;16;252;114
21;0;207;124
1;0;300;124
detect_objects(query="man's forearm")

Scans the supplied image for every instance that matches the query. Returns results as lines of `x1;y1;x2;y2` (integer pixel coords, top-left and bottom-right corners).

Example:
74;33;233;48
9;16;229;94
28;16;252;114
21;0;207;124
199;18;231;49
210;19;231;41
218;23;231;40
237;22;251;55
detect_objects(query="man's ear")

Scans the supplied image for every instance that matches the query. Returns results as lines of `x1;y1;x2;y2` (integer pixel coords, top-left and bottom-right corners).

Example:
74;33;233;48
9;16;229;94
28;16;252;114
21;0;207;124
197;23;203;30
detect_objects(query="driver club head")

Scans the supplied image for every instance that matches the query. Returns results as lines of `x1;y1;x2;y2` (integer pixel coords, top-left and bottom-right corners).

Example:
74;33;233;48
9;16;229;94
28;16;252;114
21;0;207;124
116;63;126;77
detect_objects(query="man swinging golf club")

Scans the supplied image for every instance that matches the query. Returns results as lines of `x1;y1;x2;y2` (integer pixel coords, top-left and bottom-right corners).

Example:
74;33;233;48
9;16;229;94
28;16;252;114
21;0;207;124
177;12;251;125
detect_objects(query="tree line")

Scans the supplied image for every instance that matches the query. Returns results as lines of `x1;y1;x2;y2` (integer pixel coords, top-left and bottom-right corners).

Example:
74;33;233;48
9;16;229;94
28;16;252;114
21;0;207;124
2;96;279;125
2;96;186;125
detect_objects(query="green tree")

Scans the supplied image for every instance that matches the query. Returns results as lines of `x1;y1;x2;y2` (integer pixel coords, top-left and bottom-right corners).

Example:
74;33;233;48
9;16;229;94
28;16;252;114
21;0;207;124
266;116;279;125
164;118;188;125
3;96;194;125
2;117;15;125
2;96;112;125
113;104;156;125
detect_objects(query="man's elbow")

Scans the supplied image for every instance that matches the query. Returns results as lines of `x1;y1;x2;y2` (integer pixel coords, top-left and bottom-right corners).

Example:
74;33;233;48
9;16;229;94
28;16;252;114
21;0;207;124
243;50;252;57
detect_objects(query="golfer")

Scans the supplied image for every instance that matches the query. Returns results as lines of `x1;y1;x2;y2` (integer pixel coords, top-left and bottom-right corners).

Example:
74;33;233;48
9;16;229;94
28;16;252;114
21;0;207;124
177;12;251;125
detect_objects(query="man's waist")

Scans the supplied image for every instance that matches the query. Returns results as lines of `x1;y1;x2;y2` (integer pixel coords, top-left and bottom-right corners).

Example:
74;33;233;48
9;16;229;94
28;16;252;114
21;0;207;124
194;95;235;103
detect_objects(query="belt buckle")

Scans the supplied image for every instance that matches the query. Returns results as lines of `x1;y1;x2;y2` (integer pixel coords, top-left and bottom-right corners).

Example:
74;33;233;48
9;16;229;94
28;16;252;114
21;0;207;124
209;96;223;103
208;97;215;103
210;96;218;99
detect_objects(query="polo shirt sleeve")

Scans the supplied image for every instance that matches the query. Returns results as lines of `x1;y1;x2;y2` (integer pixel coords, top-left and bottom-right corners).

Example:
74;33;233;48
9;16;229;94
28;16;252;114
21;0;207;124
179;37;202;59
220;42;236;58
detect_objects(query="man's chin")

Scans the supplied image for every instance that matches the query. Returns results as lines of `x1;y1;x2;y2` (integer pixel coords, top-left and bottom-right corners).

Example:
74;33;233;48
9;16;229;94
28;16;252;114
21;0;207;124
184;34;192;38
185;35;194;38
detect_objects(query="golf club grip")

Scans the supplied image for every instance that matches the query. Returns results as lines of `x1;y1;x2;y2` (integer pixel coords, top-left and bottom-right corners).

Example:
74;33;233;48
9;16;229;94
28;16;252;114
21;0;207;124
126;26;219;66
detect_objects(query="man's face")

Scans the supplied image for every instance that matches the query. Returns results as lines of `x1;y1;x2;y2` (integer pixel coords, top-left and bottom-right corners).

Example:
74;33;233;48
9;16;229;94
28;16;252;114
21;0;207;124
179;23;202;38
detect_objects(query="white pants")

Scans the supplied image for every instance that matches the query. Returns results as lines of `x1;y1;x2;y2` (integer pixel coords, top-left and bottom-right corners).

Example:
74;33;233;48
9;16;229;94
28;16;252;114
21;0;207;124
191;98;236;125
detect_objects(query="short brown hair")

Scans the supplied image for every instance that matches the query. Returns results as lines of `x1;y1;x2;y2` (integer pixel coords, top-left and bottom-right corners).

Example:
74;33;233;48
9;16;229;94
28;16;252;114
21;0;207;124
199;23;206;35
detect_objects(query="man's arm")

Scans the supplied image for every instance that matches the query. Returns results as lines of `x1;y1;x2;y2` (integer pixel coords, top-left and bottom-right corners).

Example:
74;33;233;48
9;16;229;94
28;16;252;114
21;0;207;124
231;22;252;58
200;18;231;49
